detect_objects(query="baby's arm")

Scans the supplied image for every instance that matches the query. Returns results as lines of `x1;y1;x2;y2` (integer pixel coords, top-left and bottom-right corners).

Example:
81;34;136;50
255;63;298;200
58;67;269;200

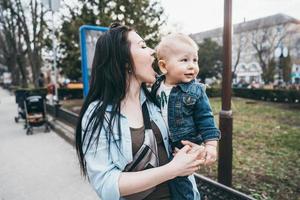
193;84;221;142
192;84;220;165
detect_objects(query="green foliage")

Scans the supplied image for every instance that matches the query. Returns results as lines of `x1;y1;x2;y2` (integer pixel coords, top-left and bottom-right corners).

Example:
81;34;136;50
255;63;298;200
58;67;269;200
15;88;83;101
197;38;223;83
58;88;83;100
206;87;221;97
58;0;165;80
233;88;300;103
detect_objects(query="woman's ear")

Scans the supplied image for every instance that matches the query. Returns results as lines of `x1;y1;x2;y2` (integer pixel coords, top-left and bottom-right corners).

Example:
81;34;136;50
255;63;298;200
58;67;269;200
158;60;168;74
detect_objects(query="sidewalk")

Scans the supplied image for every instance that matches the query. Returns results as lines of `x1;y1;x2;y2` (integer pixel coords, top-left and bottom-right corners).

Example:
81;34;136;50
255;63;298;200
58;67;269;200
0;88;98;200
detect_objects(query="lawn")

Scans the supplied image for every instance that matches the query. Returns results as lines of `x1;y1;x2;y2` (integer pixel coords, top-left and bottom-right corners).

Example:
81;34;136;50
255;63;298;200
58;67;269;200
201;97;300;200
61;97;300;200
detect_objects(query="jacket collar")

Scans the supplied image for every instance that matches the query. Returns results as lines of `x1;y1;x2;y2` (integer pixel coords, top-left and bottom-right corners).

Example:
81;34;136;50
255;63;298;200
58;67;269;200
152;74;196;93
177;79;195;93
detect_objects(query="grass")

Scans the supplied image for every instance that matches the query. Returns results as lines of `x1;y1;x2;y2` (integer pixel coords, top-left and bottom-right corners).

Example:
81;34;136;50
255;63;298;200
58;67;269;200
61;97;300;200
200;97;300;200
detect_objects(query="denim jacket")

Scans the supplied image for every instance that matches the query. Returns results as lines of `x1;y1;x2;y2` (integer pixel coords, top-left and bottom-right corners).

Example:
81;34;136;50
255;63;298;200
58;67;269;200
81;89;200;200
152;76;221;146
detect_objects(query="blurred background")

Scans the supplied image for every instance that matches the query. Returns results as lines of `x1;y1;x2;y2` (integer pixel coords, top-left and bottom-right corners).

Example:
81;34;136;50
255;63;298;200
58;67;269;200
0;0;299;200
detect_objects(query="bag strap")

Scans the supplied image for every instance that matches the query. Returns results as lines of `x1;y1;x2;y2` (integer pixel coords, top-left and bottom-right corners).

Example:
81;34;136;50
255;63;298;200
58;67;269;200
142;103;151;130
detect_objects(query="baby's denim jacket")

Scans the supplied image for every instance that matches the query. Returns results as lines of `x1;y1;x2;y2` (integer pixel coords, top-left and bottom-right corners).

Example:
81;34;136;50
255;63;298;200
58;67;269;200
152;75;221;148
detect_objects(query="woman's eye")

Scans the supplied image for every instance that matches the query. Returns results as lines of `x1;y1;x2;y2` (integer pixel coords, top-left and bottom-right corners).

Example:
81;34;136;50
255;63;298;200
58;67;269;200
142;46;147;49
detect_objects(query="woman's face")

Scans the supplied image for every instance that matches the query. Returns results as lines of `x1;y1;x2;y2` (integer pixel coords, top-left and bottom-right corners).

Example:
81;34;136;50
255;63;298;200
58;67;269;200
128;31;156;84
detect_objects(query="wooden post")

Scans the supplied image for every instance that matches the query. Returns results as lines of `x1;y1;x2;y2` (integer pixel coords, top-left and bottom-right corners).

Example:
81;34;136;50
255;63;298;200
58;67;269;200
218;0;233;187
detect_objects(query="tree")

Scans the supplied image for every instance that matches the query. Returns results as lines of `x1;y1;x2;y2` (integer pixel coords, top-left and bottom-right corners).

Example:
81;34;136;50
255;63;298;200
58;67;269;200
0;0;28;87
279;54;292;83
0;0;49;87
58;0;165;81
14;0;49;87
197;38;223;83
232;31;249;82
264;58;276;83
251;24;295;83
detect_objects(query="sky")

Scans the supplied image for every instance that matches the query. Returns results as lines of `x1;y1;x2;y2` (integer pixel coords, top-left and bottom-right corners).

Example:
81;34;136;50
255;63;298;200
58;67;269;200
160;0;300;34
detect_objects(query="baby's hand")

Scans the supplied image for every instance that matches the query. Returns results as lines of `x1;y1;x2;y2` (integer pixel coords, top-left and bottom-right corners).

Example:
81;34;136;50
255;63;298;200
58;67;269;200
203;141;218;166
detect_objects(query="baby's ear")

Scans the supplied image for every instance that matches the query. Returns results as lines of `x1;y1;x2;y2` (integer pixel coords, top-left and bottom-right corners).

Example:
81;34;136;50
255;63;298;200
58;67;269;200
158;60;168;74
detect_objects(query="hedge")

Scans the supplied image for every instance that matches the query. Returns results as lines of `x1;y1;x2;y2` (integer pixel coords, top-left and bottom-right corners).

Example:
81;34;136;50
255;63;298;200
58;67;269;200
232;88;300;103
14;88;83;101
205;88;300;103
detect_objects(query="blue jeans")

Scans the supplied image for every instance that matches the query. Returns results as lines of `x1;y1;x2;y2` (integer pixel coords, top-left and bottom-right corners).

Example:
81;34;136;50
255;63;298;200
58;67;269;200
168;154;194;200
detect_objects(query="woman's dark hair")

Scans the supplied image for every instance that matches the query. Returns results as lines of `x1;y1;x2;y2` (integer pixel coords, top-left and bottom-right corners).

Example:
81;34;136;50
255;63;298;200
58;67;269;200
75;22;155;176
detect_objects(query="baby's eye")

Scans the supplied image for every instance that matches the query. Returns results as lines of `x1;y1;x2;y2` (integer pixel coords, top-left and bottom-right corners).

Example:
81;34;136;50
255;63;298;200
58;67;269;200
193;58;198;62
181;58;188;62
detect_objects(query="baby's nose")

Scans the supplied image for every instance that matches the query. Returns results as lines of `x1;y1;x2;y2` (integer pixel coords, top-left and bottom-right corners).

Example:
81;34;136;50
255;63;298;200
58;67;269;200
187;64;195;69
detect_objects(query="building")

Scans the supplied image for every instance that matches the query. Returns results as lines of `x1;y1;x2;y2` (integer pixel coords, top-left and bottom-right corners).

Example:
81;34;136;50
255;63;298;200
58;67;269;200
191;13;300;85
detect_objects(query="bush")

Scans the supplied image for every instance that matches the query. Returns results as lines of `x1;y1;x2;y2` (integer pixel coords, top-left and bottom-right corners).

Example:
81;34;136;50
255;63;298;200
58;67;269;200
205;87;300;103
15;88;83;101
58;88;83;100
206;87;222;97
233;88;300;103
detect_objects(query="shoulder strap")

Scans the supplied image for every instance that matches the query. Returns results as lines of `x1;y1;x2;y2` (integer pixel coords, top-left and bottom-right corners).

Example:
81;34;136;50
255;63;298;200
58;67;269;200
142;103;151;130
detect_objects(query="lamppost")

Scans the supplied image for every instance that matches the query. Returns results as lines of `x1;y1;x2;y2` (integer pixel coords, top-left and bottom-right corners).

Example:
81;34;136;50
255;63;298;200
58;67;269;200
42;0;60;104
218;0;233;187
274;43;288;85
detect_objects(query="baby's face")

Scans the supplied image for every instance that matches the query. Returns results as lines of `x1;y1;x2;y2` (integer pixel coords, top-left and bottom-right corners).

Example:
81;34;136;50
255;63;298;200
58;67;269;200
163;43;199;85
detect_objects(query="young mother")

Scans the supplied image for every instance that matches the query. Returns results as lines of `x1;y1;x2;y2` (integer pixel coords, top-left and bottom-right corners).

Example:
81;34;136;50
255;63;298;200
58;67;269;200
75;23;202;200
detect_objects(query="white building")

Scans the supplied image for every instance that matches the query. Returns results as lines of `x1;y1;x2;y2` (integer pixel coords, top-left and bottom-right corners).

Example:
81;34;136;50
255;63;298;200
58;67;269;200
191;13;300;85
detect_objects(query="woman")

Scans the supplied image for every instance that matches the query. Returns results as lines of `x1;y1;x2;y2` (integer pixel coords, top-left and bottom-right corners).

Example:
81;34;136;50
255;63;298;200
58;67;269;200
75;23;202;200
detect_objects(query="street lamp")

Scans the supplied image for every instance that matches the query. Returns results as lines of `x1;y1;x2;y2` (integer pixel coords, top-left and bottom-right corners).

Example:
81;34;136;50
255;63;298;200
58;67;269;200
218;0;233;187
274;43;288;84
42;0;60;104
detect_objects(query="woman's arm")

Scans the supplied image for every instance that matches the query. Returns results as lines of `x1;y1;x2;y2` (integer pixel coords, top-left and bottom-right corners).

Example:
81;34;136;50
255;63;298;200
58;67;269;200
119;145;203;196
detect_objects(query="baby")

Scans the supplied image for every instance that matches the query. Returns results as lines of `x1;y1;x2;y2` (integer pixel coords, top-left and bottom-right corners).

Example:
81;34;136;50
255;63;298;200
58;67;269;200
152;33;221;200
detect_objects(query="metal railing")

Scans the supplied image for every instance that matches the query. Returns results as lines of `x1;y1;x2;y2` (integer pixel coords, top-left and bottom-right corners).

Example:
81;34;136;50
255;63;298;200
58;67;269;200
195;174;255;200
46;103;255;200
46;104;78;127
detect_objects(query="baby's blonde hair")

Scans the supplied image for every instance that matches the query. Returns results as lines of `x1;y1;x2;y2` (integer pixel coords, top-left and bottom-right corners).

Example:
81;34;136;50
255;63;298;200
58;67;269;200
156;33;198;60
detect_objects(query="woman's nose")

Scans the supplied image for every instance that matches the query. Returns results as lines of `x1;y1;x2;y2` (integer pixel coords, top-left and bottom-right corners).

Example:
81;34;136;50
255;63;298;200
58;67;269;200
149;48;155;56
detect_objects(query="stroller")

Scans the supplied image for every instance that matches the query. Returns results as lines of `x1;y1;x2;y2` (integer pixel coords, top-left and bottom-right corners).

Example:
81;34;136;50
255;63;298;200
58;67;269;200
24;95;50;135
14;89;50;135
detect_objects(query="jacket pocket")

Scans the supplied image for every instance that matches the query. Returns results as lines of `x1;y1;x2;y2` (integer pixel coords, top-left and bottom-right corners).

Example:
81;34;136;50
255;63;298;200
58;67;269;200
182;95;196;116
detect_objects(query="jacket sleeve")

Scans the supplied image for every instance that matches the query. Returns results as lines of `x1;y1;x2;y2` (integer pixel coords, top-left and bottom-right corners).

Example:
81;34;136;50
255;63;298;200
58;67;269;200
84;140;122;200
82;102;122;200
193;85;221;142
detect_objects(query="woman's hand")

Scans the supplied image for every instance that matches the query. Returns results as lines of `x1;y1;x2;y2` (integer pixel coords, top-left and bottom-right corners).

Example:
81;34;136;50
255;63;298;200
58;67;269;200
167;145;204;178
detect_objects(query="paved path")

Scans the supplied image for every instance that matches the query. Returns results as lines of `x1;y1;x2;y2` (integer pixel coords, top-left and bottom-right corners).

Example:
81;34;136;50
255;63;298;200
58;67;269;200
0;88;99;200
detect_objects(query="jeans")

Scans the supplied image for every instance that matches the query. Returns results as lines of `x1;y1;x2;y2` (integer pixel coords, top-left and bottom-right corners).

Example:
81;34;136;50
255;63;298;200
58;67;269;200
168;154;194;200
